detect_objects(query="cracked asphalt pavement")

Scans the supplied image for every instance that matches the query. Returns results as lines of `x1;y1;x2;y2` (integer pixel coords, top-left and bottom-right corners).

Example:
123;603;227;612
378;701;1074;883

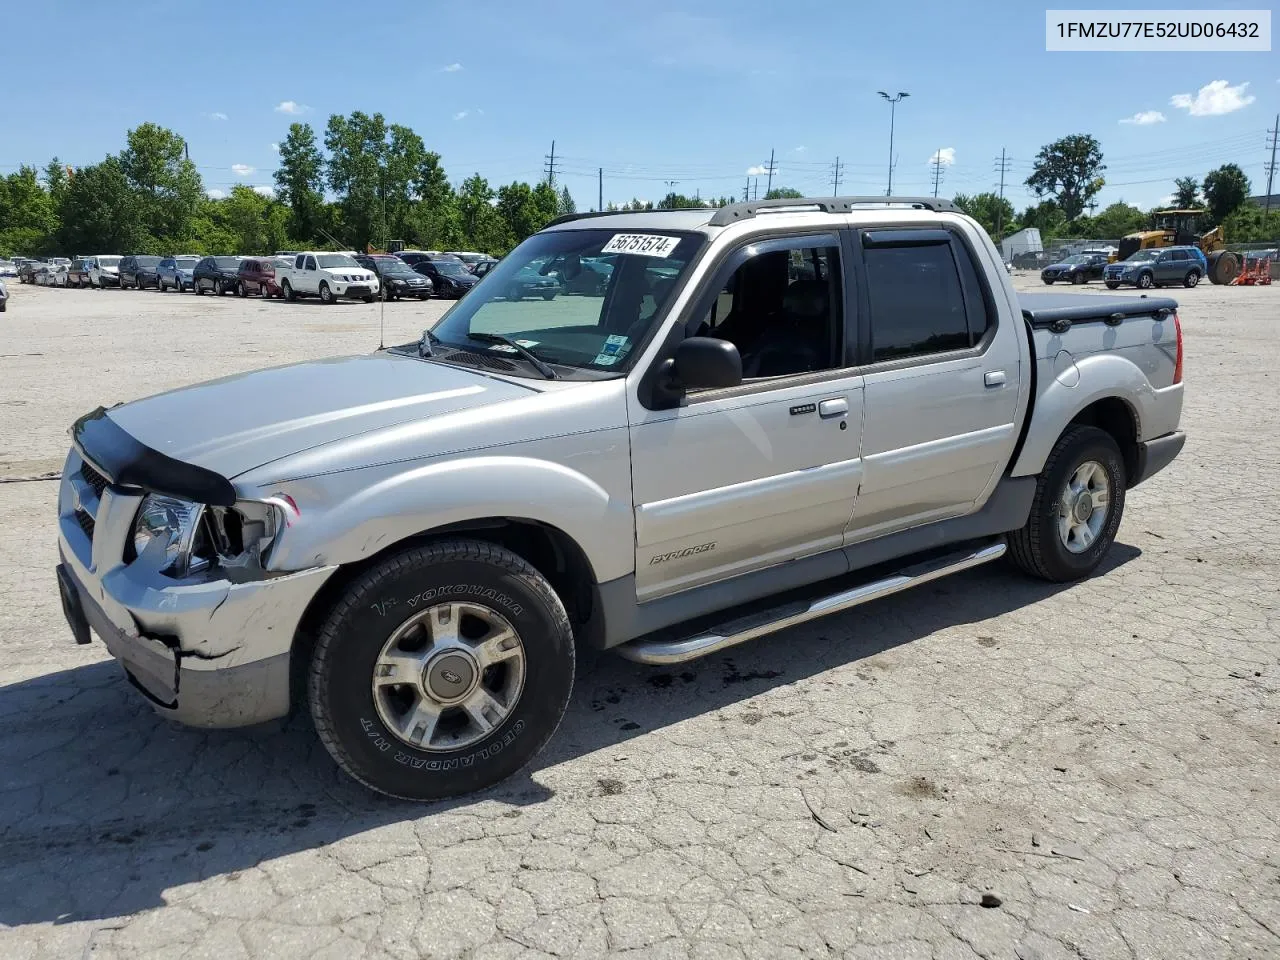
1;277;1277;959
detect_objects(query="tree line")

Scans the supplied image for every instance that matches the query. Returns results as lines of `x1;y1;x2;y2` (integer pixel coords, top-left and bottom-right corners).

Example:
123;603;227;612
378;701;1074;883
2;124;1273;261
953;133;1273;244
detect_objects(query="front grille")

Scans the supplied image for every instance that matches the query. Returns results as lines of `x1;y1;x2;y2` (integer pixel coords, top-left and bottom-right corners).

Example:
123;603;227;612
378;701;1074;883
80;460;109;498
75;509;95;540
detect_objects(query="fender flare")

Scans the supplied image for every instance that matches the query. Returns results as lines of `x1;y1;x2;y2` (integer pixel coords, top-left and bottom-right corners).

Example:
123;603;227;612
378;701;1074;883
1010;352;1148;478
265;455;632;583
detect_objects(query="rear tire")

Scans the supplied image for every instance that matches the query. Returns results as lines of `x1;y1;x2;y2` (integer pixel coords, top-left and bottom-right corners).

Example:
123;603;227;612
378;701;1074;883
1007;425;1127;583
307;540;575;801
1208;251;1238;285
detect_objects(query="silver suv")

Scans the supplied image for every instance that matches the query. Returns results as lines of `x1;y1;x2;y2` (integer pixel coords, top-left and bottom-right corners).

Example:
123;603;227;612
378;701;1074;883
55;197;1185;799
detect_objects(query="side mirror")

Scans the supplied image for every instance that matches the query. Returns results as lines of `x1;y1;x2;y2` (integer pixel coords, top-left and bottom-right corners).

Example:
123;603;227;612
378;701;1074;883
670;337;742;390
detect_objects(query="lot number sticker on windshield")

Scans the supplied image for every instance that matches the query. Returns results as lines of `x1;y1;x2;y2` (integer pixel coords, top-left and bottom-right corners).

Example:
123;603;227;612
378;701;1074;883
602;234;682;258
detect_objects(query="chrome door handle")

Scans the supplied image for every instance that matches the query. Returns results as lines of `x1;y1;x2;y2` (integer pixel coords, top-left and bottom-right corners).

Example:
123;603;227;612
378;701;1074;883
984;370;1006;388
818;398;848;418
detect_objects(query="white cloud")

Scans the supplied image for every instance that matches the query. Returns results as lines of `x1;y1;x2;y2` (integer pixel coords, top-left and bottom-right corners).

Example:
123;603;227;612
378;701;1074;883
793;145;806;153
274;100;308;115
206;188;226;199
441;63;463;72
231;163;254;176
1170;80;1255;116
929;147;956;166
1120;110;1166;125
746;164;769;176
453;110;469;121
270;142;280;153
209;111;228;121
252;185;275;197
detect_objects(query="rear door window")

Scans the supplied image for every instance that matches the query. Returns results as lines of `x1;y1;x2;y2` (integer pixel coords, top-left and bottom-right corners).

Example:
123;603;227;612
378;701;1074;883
860;229;992;363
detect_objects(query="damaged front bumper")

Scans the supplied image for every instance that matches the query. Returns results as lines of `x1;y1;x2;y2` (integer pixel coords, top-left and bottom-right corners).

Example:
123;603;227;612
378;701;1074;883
56;450;336;727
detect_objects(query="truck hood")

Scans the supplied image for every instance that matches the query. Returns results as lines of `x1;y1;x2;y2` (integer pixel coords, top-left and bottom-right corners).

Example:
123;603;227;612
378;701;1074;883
103;352;537;480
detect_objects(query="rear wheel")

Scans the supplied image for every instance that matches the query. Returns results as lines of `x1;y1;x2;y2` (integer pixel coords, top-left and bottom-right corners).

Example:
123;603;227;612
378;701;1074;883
307;540;575;800
1008;425;1126;583
1208;251;1238;285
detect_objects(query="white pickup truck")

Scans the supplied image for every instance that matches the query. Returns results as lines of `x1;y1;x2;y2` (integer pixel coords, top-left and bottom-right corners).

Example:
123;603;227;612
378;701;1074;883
276;251;380;304
55;196;1184;800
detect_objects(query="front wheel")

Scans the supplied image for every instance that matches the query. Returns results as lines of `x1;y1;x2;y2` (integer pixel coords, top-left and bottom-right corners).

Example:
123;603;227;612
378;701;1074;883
1041;279;1054;285
1184;269;1200;288
1105;281;1121;290
1007;425;1126;583
238;282;248;298
1136;272;1154;290
363;295;376;303
307;539;575;800
1071;272;1084;285
283;280;296;302
319;281;334;304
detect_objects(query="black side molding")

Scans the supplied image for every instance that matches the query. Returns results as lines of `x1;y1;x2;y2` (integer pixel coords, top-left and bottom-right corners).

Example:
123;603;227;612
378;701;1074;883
72;407;237;506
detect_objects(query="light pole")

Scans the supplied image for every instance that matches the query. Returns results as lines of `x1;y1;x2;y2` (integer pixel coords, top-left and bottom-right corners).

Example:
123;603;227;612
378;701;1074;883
877;91;909;196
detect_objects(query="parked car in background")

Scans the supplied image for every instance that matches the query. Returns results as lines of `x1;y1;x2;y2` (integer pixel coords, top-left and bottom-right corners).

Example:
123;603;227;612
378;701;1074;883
17;259;44;284
1104;246;1205;290
193;256;243;295
37;262;69;286
502;263;561;300
157;256;200;292
412;255;478;298
276;252;380;303
86;256;122;288
236;258;282;298
471;257;499;278
393;251;438;269
445;251;487;268
119;255;162;290
0;260;17;278
1040;253;1109;285
355;254;433;300
68;259;92;288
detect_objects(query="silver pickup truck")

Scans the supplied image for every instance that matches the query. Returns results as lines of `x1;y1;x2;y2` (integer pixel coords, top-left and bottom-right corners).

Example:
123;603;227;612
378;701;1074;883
54;197;1185;800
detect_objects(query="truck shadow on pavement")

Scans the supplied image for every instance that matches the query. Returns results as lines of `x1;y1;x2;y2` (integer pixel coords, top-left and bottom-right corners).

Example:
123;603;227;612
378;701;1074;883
0;545;1138;926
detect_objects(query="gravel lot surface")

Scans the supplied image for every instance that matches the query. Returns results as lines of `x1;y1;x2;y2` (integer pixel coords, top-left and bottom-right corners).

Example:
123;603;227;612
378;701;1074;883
1;276;1277;959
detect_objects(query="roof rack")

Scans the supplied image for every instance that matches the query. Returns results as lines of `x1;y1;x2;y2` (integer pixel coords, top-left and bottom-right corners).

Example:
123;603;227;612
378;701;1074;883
707;195;956;227
545;208;706;228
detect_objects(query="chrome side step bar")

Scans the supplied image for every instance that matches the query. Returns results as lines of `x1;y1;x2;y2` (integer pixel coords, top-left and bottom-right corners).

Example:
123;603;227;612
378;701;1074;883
616;540;1007;666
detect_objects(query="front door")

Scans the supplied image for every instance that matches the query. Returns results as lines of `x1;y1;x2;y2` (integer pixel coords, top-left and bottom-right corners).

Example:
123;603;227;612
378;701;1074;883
629;234;863;601
847;226;1021;543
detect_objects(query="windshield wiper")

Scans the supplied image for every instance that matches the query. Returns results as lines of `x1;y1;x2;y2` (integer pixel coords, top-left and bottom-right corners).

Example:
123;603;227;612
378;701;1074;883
418;329;441;358
466;332;557;379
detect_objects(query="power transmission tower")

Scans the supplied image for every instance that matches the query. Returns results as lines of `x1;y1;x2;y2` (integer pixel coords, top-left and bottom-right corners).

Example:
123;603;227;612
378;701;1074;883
993;148;1012;240
930;149;945;198
764;148;776;196
830;156;843;196
743;176;750;201
753;177;759;201
597;167;603;212
1265;114;1279;223
543;140;559;186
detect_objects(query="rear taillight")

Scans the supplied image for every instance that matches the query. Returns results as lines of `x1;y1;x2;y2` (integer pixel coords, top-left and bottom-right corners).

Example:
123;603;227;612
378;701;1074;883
1173;311;1183;384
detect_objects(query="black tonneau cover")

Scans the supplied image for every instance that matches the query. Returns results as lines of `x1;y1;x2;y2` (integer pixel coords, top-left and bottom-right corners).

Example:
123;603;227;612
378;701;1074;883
1019;292;1177;330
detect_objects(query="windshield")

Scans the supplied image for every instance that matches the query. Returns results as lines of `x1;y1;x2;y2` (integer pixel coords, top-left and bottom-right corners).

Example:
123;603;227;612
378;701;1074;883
99;256;121;267
432;259;471;278
422;228;704;377
1061;255;1089;264
175;257;199;269
318;254;359;269
377;259;417;277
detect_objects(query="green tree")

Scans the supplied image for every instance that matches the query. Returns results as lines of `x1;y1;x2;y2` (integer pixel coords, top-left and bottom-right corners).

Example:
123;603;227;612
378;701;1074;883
1202;164;1251;226
763;187;804;199
953;192;1016;238
55;158;147;254
324;111;390;249
1172;176;1201;209
1090;202;1147;238
456;174;508;253
117;123;203;248
1025;134;1105;221
495;182;540;240
1222;202;1280;243
558;185;576;216
211;186;289;254
1018;199;1068;236
656;192;704;209
0;165;57;256
273;122;327;244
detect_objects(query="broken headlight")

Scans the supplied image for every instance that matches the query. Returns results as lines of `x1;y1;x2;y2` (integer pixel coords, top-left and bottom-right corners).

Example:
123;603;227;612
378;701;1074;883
132;497;283;577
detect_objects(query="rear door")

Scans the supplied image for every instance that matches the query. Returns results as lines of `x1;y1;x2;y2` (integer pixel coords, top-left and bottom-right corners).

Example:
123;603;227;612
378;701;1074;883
628;233;864;601
845;226;1020;543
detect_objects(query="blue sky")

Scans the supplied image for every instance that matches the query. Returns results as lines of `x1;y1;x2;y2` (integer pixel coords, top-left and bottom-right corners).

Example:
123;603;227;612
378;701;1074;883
4;1;1276;213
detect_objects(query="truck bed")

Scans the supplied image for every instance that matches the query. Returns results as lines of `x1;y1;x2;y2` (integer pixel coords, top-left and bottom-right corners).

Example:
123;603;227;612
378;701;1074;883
1018;292;1178;328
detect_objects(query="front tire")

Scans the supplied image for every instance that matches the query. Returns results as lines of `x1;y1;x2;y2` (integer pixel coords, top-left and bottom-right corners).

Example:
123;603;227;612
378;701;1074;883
1008;425;1127;583
1041;279;1054;285
1136;272;1154;290
1184;269;1200;288
1071;272;1084;285
319;281;334;304
283;280;296;302
1105;281;1121;290
308;540;575;801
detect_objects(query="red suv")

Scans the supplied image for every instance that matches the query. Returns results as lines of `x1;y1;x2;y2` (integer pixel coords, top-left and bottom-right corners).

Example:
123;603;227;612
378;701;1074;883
236;257;283;298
